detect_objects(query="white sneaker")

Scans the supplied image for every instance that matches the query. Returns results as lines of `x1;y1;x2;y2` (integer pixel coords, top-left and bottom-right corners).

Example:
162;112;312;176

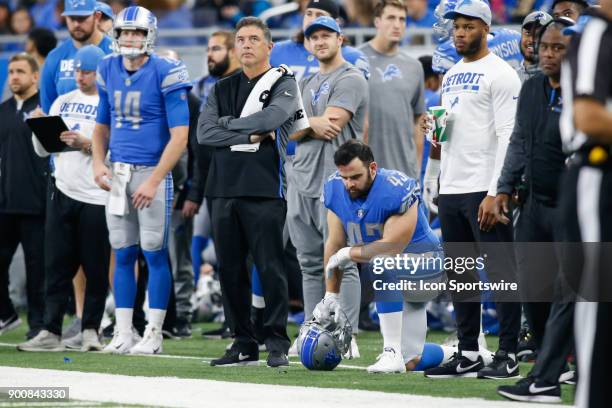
344;337;360;359
102;327;141;354
17;330;65;352
288;338;299;357
81;329;103;352
129;326;163;355
62;332;82;350
367;347;406;374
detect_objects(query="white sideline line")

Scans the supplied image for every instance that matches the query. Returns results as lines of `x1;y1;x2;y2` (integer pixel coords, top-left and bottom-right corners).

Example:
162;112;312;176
0;342;367;370
0;367;560;408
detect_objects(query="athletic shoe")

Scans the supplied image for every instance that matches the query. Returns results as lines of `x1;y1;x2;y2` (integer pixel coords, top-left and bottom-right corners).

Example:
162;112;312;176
424;352;484;378
367;347;406;374
498;377;562;403
477;350;520;379
174;319;192;338
0;313;22;335
288;338;299;357
130;327;163;355
267;351;289;368
517;326;537;362
344;337;360;359
62;317;81;339
102;327;141;354
211;342;259;367
559;365;576;385
17;330;65;352
202;325;231;339
62;332;82;350
81;329;103;352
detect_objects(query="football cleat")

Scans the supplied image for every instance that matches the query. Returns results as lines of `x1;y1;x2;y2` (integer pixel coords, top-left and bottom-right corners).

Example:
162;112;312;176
102;327;141;354
130;326;163;355
367;347;406;374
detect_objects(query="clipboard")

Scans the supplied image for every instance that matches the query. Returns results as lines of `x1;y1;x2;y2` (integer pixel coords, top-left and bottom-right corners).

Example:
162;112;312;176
26;116;80;153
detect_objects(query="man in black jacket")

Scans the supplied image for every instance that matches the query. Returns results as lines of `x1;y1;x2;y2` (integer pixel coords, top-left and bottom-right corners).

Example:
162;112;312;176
494;20;575;403
198;17;299;368
0;53;47;339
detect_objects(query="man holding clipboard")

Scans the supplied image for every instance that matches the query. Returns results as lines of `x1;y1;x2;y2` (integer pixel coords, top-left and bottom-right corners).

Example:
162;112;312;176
18;46;109;353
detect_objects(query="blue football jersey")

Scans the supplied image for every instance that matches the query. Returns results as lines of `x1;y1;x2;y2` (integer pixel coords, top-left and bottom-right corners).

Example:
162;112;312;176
270;39;370;82
323;168;440;254
432;28;522;74
40;36;113;112
97;53;192;166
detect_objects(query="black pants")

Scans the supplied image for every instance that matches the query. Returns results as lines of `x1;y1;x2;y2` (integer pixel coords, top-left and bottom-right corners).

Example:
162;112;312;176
515;198;566;349
211;197;290;353
43;185;110;336
0;213;45;331
560;154;612;408
438;192;521;353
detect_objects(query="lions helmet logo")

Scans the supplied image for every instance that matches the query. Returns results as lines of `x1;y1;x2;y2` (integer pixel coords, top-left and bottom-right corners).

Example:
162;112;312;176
70;0;87;7
376;64;402;82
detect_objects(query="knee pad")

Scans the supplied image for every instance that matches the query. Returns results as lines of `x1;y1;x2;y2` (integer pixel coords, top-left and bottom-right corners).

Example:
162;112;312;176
140;228;165;252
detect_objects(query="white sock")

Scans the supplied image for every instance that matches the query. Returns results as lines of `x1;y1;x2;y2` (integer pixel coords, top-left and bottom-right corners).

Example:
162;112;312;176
462;350;479;361
148;308;167;331
252;294;265;309
116;308;133;335
401;302;427;363
378;311;402;351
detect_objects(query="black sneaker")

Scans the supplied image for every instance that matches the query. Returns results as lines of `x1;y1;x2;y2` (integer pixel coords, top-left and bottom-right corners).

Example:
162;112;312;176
267;351;289;368
174;319;192;338
498;377;562;403
210;343;259;367
559;364;576;385
0;313;22;335
517;326;537;362
424;352;484;378
202;325;231;339
477;350;520;379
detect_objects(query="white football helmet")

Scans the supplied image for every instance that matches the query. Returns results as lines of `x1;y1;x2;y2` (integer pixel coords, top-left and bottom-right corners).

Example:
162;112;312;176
112;6;157;58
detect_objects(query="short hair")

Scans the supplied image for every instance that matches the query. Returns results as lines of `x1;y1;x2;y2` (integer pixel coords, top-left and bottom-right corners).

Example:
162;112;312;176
27;28;57;58
374;0;408;17
334;140;375;167
418;55;436;80
235;17;272;43
211;30;235;50
9;52;39;73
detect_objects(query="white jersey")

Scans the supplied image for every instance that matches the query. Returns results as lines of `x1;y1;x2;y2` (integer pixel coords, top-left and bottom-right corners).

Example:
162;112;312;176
49;89;107;205
439;52;521;196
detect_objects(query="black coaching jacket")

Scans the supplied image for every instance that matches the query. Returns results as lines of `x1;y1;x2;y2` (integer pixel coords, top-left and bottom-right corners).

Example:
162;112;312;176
0;92;48;215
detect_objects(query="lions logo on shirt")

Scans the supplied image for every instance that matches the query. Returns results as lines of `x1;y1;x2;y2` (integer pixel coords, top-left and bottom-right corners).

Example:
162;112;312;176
376;64;402;82
70;0;86;7
310;81;330;106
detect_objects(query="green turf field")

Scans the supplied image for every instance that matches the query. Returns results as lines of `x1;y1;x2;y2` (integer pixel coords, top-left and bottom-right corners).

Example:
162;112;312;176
0;321;574;404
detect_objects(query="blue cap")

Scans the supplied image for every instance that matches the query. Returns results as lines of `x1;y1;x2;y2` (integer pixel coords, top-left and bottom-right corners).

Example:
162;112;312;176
62;0;97;16
96;1;114;20
75;45;105;71
304;16;341;38
444;0;492;26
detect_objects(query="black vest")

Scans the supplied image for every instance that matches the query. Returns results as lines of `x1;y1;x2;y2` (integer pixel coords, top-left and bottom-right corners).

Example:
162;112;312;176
205;71;284;199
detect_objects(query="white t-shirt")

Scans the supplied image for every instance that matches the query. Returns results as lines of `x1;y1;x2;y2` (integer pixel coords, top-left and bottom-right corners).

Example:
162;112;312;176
49;89;107;205
439;52;521;196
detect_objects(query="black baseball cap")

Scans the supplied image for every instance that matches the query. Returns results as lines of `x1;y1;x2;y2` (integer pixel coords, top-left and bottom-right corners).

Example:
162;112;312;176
306;0;339;19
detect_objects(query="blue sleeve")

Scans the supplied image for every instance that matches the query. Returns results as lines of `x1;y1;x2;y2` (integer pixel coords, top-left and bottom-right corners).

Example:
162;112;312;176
96;86;111;126
40;55;58;113
164;88;190;129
